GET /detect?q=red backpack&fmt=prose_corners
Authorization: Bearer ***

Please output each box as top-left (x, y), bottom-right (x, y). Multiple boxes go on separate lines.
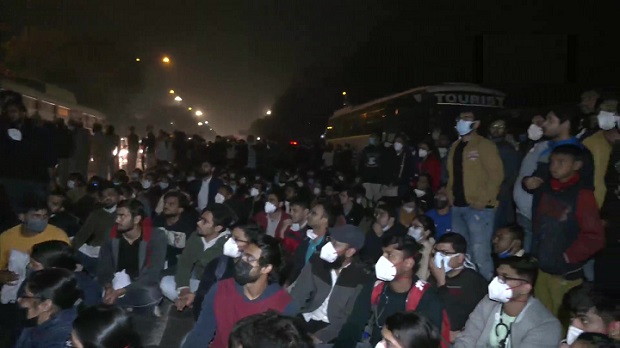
top-left (371, 279), bottom-right (451, 348)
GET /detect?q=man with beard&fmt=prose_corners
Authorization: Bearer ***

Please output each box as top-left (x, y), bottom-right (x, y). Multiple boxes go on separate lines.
top-left (97, 199), bottom-right (167, 312)
top-left (188, 160), bottom-right (223, 212)
top-left (290, 224), bottom-right (372, 345)
top-left (73, 181), bottom-right (121, 274)
top-left (153, 191), bottom-right (197, 270)
top-left (183, 234), bottom-right (297, 348)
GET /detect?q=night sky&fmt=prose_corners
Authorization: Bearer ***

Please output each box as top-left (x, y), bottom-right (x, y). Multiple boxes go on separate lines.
top-left (2, 1), bottom-right (618, 135)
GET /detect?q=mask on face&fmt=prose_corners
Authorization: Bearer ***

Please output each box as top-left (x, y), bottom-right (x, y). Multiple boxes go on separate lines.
top-left (488, 276), bottom-right (513, 303)
top-left (434, 198), bottom-right (449, 210)
top-left (456, 119), bottom-right (475, 136)
top-left (355, 197), bottom-right (363, 205)
top-left (374, 341), bottom-right (386, 348)
top-left (407, 226), bottom-right (424, 241)
top-left (374, 256), bottom-right (397, 281)
top-left (369, 138), bottom-right (377, 145)
top-left (393, 142), bottom-right (403, 152)
top-left (527, 124), bottom-right (544, 141)
top-left (25, 218), bottom-right (48, 233)
top-left (306, 229), bottom-right (318, 240)
top-left (565, 325), bottom-right (584, 345)
top-left (418, 149), bottom-right (428, 158)
top-left (159, 182), bottom-right (169, 190)
top-left (102, 205), bottom-right (117, 214)
top-left (497, 242), bottom-right (515, 259)
top-left (141, 180), bottom-right (152, 189)
top-left (240, 177), bottom-right (247, 185)
top-left (320, 242), bottom-right (338, 263)
top-left (438, 147), bottom-right (448, 158)
top-left (433, 252), bottom-right (459, 273)
top-left (264, 202), bottom-right (277, 214)
top-left (313, 187), bottom-right (321, 196)
top-left (67, 180), bottom-right (76, 189)
top-left (223, 238), bottom-right (241, 258)
top-left (291, 223), bottom-right (300, 232)
top-left (233, 259), bottom-right (259, 286)
top-left (214, 193), bottom-right (226, 204)
top-left (187, 176), bottom-right (196, 182)
top-left (296, 181), bottom-right (304, 188)
top-left (597, 111), bottom-right (620, 131)
top-left (250, 187), bottom-right (260, 197)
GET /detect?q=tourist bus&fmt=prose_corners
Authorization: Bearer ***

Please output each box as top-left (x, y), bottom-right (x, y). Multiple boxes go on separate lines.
top-left (325, 83), bottom-right (506, 150)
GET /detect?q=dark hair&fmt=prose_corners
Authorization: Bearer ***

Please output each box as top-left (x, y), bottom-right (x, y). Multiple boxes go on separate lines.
top-left (233, 224), bottom-right (262, 243)
top-left (229, 311), bottom-right (313, 348)
top-left (268, 186), bottom-right (285, 204)
top-left (384, 311), bottom-right (441, 348)
top-left (551, 144), bottom-right (585, 162)
top-left (24, 268), bottom-right (82, 310)
top-left (163, 191), bottom-right (189, 209)
top-left (376, 201), bottom-right (398, 219)
top-left (220, 185), bottom-right (234, 196)
top-left (548, 104), bottom-right (581, 135)
top-left (204, 203), bottom-right (235, 230)
top-left (68, 173), bottom-right (86, 186)
top-left (73, 305), bottom-right (142, 348)
top-left (564, 283), bottom-right (620, 325)
top-left (117, 199), bottom-right (146, 222)
top-left (313, 199), bottom-right (338, 227)
top-left (436, 232), bottom-right (468, 254)
top-left (498, 255), bottom-right (539, 286)
top-left (382, 235), bottom-right (423, 272)
top-left (289, 198), bottom-right (310, 211)
top-left (572, 332), bottom-right (618, 348)
top-left (98, 181), bottom-right (122, 196)
top-left (31, 241), bottom-right (77, 270)
top-left (255, 234), bottom-right (285, 284)
top-left (415, 215), bottom-right (436, 239)
top-left (502, 224), bottom-right (525, 243)
top-left (22, 196), bottom-right (49, 214)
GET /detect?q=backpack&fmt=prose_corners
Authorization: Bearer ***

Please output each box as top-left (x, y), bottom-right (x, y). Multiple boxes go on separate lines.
top-left (371, 279), bottom-right (451, 348)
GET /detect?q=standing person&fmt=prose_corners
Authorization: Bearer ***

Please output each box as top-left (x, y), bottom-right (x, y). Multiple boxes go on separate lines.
top-left (53, 118), bottom-right (75, 187)
top-left (143, 125), bottom-right (156, 170)
top-left (447, 111), bottom-right (504, 280)
top-left (182, 234), bottom-right (297, 348)
top-left (126, 126), bottom-right (140, 172)
top-left (454, 255), bottom-right (562, 348)
top-left (359, 133), bottom-right (386, 203)
top-left (529, 145), bottom-right (604, 318)
top-left (155, 130), bottom-right (173, 166)
top-left (384, 134), bottom-right (415, 200)
top-left (67, 117), bottom-right (91, 180)
top-left (91, 123), bottom-right (108, 179)
top-left (0, 102), bottom-right (57, 213)
top-left (417, 139), bottom-right (442, 192)
top-left (488, 119), bottom-right (521, 229)
top-left (105, 126), bottom-right (120, 180)
top-left (514, 115), bottom-right (547, 252)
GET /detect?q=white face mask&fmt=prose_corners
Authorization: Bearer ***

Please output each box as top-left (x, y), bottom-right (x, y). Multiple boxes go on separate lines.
top-left (393, 142), bottom-right (403, 152)
top-left (313, 187), bottom-right (321, 196)
top-left (438, 147), bottom-right (448, 158)
top-left (159, 182), bottom-right (169, 190)
top-left (264, 202), bottom-right (277, 214)
top-left (67, 180), bottom-right (76, 189)
top-left (141, 180), bottom-right (152, 189)
top-left (488, 276), bottom-right (513, 303)
top-left (250, 187), bottom-right (260, 197)
top-left (374, 341), bottom-right (386, 348)
top-left (418, 148), bottom-right (428, 158)
top-left (291, 223), bottom-right (300, 232)
top-left (456, 119), bottom-right (475, 136)
top-left (306, 229), bottom-right (318, 240)
top-left (356, 197), bottom-right (363, 205)
top-left (374, 256), bottom-right (397, 281)
top-left (433, 252), bottom-right (460, 273)
top-left (103, 205), bottom-right (117, 214)
top-left (320, 242), bottom-right (338, 263)
top-left (597, 111), bottom-right (620, 131)
top-left (223, 238), bottom-right (240, 258)
top-left (565, 325), bottom-right (584, 345)
top-left (407, 227), bottom-right (424, 241)
top-left (527, 124), bottom-right (544, 141)
top-left (214, 193), bottom-right (225, 204)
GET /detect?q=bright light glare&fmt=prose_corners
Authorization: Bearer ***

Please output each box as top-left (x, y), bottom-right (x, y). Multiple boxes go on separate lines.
top-left (169, 89), bottom-right (175, 94)
top-left (198, 122), bottom-right (203, 126)
top-left (266, 110), bottom-right (272, 115)
top-left (195, 110), bottom-right (203, 116)
top-left (162, 56), bottom-right (170, 63)
top-left (135, 58), bottom-right (141, 62)
top-left (174, 96), bottom-right (182, 101)
top-left (342, 91), bottom-right (347, 96)
top-left (257, 137), bottom-right (261, 141)
top-left (188, 107), bottom-right (192, 111)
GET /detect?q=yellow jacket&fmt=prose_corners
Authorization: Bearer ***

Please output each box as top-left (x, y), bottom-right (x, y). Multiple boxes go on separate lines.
top-left (447, 133), bottom-right (504, 208)
top-left (583, 131), bottom-right (612, 208)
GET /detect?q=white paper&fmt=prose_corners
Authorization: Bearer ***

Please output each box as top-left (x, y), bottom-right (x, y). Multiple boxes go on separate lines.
top-left (414, 189), bottom-right (426, 198)
top-left (112, 269), bottom-right (131, 290)
top-left (78, 243), bottom-right (101, 258)
top-left (1, 250), bottom-right (30, 304)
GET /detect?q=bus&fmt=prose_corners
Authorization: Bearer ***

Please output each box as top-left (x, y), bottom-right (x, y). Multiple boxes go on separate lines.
top-left (0, 78), bottom-right (106, 130)
top-left (325, 83), bottom-right (506, 150)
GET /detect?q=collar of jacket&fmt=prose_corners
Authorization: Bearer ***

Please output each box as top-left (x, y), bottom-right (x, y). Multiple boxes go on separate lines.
top-left (309, 256), bottom-right (370, 287)
top-left (110, 217), bottom-right (154, 242)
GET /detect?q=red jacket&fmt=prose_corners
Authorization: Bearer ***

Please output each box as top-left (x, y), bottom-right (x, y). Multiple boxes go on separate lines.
top-left (253, 211), bottom-right (291, 240)
top-left (419, 154), bottom-right (442, 192)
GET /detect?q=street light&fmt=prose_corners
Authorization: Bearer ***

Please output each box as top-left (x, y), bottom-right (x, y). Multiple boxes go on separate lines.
top-left (266, 110), bottom-right (272, 115)
top-left (169, 89), bottom-right (175, 94)
top-left (188, 107), bottom-right (192, 111)
top-left (197, 122), bottom-right (203, 126)
top-left (195, 110), bottom-right (203, 116)
top-left (135, 58), bottom-right (141, 62)
top-left (174, 96), bottom-right (182, 102)
top-left (342, 91), bottom-right (347, 96)
top-left (204, 121), bottom-right (209, 124)
top-left (162, 56), bottom-right (171, 64)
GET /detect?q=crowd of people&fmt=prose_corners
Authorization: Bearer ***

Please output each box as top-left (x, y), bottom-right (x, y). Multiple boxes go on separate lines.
top-left (0, 89), bottom-right (619, 348)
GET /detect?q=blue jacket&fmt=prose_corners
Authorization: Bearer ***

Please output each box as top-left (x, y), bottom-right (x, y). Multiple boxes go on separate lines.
top-left (15, 307), bottom-right (76, 348)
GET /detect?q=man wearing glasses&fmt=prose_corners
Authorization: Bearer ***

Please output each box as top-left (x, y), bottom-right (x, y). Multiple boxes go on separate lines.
top-left (183, 234), bottom-right (297, 348)
top-left (455, 255), bottom-right (562, 348)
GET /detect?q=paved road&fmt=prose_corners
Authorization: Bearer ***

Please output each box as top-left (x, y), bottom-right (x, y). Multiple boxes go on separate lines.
top-left (134, 301), bottom-right (195, 348)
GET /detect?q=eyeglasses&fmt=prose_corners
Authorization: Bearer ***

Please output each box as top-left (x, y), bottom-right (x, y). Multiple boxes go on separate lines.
top-left (497, 274), bottom-right (529, 284)
top-left (19, 295), bottom-right (41, 300)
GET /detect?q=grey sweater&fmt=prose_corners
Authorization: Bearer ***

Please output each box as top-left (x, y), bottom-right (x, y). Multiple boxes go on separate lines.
top-left (454, 295), bottom-right (562, 348)
top-left (513, 142), bottom-right (547, 220)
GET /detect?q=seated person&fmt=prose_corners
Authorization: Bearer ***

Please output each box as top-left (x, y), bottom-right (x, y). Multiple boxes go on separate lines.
top-left (16, 269), bottom-right (81, 348)
top-left (454, 255), bottom-right (562, 348)
top-left (291, 224), bottom-right (372, 344)
top-left (252, 187), bottom-right (291, 240)
top-left (281, 199), bottom-right (311, 256)
top-left (47, 190), bottom-right (80, 238)
top-left (377, 311), bottom-right (441, 348)
top-left (407, 215), bottom-right (436, 280)
top-left (97, 199), bottom-right (167, 313)
top-left (415, 173), bottom-right (435, 211)
top-left (360, 201), bottom-right (407, 264)
top-left (428, 233), bottom-right (487, 343)
top-left (339, 188), bottom-right (364, 226)
top-left (228, 311), bottom-right (313, 348)
top-left (568, 332), bottom-right (618, 348)
top-left (182, 234), bottom-right (297, 348)
top-left (424, 187), bottom-right (452, 240)
top-left (493, 224), bottom-right (525, 259)
top-left (71, 305), bottom-right (142, 348)
top-left (160, 204), bottom-right (234, 305)
top-left (333, 235), bottom-right (448, 348)
top-left (29, 241), bottom-right (100, 306)
top-left (560, 283), bottom-right (619, 347)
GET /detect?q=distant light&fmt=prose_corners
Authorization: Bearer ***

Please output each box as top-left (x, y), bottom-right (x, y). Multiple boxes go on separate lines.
top-left (174, 96), bottom-right (182, 101)
top-left (170, 122), bottom-right (174, 125)
top-left (266, 110), bottom-right (272, 115)
top-left (169, 89), bottom-right (175, 94)
top-left (290, 140), bottom-right (298, 146)
top-left (204, 121), bottom-right (209, 124)
top-left (342, 91), bottom-right (347, 96)
top-left (188, 107), bottom-right (192, 111)
top-left (209, 128), bottom-right (212, 131)
top-left (320, 134), bottom-right (325, 139)
top-left (135, 58), bottom-right (141, 62)
top-left (326, 126), bottom-right (333, 130)
top-left (162, 56), bottom-right (170, 63)
top-left (257, 137), bottom-right (261, 141)
top-left (198, 122), bottom-right (203, 126)
top-left (195, 110), bottom-right (203, 116)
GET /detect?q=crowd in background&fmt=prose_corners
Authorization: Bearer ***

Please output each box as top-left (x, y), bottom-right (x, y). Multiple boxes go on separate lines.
top-left (0, 88), bottom-right (618, 348)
